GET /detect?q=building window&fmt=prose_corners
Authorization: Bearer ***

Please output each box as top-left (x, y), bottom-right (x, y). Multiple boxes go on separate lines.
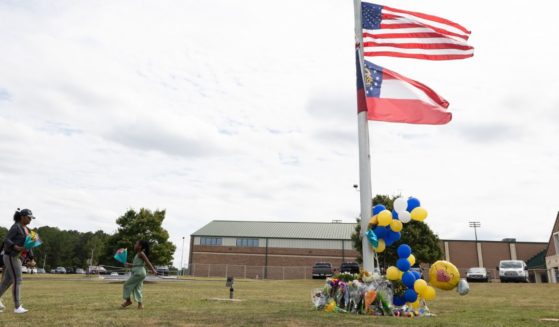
top-left (200, 237), bottom-right (222, 246)
top-left (554, 232), bottom-right (559, 255)
top-left (236, 238), bottom-right (259, 247)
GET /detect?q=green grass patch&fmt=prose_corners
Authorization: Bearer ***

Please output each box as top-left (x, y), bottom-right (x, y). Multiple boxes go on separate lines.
top-left (0, 276), bottom-right (558, 326)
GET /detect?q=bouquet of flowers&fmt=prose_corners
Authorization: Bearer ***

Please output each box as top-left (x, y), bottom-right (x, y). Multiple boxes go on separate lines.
top-left (24, 230), bottom-right (42, 249)
top-left (113, 248), bottom-right (128, 264)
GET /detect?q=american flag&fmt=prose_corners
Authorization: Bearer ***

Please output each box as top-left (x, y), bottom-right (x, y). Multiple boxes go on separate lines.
top-left (361, 2), bottom-right (474, 60)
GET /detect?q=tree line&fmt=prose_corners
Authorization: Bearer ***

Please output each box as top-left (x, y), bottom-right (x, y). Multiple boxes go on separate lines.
top-left (0, 208), bottom-right (176, 272)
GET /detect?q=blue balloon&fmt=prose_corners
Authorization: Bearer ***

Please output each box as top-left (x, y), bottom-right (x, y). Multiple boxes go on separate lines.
top-left (406, 197), bottom-right (421, 212)
top-left (397, 244), bottom-right (412, 258)
top-left (402, 271), bottom-right (416, 289)
top-left (372, 204), bottom-right (386, 216)
top-left (392, 209), bottom-right (399, 219)
top-left (393, 295), bottom-right (406, 306)
top-left (412, 270), bottom-right (421, 280)
top-left (397, 258), bottom-right (411, 272)
top-left (373, 226), bottom-right (388, 239)
top-left (385, 238), bottom-right (395, 247)
top-left (404, 289), bottom-right (418, 303)
top-left (384, 230), bottom-right (400, 246)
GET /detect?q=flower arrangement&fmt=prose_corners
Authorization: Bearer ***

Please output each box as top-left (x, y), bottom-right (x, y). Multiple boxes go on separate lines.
top-left (333, 272), bottom-right (359, 282)
top-left (113, 248), bottom-right (128, 264)
top-left (24, 230), bottom-right (42, 249)
top-left (313, 272), bottom-right (432, 317)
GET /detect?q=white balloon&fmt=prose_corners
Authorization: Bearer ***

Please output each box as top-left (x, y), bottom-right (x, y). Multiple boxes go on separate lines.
top-left (457, 279), bottom-right (469, 296)
top-left (394, 197), bottom-right (408, 212)
top-left (398, 210), bottom-right (411, 223)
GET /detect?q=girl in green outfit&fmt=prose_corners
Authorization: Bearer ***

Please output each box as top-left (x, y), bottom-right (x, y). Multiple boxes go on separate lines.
top-left (121, 240), bottom-right (157, 309)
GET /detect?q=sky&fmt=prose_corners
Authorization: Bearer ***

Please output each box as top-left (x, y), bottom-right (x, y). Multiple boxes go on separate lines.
top-left (1, 0), bottom-right (558, 268)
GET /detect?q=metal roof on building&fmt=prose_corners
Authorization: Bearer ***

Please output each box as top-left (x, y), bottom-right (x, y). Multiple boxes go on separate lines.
top-left (191, 220), bottom-right (357, 240)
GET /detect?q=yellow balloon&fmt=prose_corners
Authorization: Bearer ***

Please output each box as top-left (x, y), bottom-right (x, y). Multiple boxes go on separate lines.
top-left (386, 266), bottom-right (401, 281)
top-left (411, 207), bottom-right (428, 221)
top-left (377, 210), bottom-right (393, 226)
top-left (423, 286), bottom-right (436, 300)
top-left (369, 215), bottom-right (378, 226)
top-left (407, 254), bottom-right (416, 266)
top-left (410, 298), bottom-right (421, 309)
top-left (390, 219), bottom-right (403, 232)
top-left (374, 239), bottom-right (386, 253)
top-left (414, 279), bottom-right (428, 295)
top-left (428, 260), bottom-right (460, 290)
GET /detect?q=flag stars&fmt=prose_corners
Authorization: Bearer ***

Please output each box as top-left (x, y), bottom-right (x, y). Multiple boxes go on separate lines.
top-left (362, 3), bottom-right (383, 29)
top-left (363, 62), bottom-right (383, 98)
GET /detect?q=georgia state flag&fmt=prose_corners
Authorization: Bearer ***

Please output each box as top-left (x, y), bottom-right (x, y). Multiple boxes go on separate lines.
top-left (357, 54), bottom-right (452, 125)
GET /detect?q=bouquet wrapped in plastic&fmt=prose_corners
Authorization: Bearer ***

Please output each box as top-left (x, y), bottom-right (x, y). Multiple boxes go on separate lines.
top-left (24, 230), bottom-right (42, 249)
top-left (113, 248), bottom-right (128, 264)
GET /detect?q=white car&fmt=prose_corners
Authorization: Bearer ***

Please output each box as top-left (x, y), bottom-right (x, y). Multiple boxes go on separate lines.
top-left (110, 272), bottom-right (119, 276)
top-left (466, 267), bottom-right (488, 282)
top-left (498, 260), bottom-right (529, 283)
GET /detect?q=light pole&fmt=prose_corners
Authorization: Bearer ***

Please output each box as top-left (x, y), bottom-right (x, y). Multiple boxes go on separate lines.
top-left (469, 221), bottom-right (481, 266)
top-left (469, 221), bottom-right (480, 242)
top-left (180, 236), bottom-right (185, 276)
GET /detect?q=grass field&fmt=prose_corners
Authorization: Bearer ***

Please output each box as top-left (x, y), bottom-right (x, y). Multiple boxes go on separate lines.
top-left (1, 275), bottom-right (559, 326)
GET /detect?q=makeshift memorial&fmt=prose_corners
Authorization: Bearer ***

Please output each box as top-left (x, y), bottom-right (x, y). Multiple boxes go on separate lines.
top-left (312, 196), bottom-right (467, 318)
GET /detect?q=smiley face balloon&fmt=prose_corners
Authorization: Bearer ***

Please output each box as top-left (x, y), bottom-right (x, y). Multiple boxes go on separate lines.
top-left (428, 260), bottom-right (460, 290)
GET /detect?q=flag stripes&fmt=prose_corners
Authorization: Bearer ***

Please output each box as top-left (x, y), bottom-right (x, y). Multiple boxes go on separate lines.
top-left (362, 2), bottom-right (474, 61)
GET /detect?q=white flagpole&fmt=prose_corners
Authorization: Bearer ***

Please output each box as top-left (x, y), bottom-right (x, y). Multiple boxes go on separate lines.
top-left (353, 0), bottom-right (375, 273)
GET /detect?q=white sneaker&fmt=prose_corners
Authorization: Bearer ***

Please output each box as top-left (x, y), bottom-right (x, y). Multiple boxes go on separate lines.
top-left (0, 299), bottom-right (5, 311)
top-left (14, 306), bottom-right (28, 314)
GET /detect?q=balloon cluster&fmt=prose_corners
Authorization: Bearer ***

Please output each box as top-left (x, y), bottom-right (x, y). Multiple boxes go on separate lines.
top-left (366, 197), bottom-right (428, 253)
top-left (386, 244), bottom-right (437, 307)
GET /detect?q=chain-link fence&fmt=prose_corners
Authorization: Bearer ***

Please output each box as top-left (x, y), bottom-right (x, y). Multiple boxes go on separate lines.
top-left (188, 264), bottom-right (551, 282)
top-left (188, 263), bottom-right (317, 280)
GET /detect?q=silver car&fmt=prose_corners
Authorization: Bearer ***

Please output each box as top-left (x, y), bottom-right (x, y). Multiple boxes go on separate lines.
top-left (466, 267), bottom-right (488, 282)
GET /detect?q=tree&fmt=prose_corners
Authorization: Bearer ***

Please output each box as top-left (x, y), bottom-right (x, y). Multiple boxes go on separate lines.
top-left (105, 208), bottom-right (176, 266)
top-left (82, 231), bottom-right (110, 266)
top-left (351, 194), bottom-right (442, 268)
top-left (0, 226), bottom-right (7, 243)
top-left (6, 225), bottom-right (111, 271)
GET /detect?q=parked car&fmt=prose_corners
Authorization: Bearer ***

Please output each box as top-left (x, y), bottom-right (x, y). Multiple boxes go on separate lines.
top-left (36, 268), bottom-right (46, 274)
top-left (88, 265), bottom-right (107, 274)
top-left (110, 272), bottom-right (119, 276)
top-left (340, 262), bottom-right (360, 274)
top-left (75, 268), bottom-right (86, 274)
top-left (497, 260), bottom-right (528, 283)
top-left (21, 266), bottom-right (29, 274)
top-left (55, 267), bottom-right (67, 274)
top-left (156, 266), bottom-right (170, 276)
top-left (50, 269), bottom-right (56, 274)
top-left (65, 267), bottom-right (75, 274)
top-left (312, 262), bottom-right (333, 279)
top-left (466, 267), bottom-right (489, 282)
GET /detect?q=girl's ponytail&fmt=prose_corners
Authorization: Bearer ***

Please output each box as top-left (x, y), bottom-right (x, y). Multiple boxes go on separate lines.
top-left (13, 208), bottom-right (22, 222)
